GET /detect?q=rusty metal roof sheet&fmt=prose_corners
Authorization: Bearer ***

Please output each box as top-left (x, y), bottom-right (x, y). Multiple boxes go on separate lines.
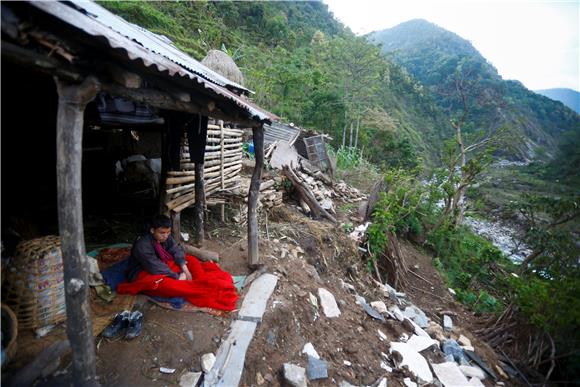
top-left (28, 1), bottom-right (274, 123)
top-left (263, 122), bottom-right (302, 146)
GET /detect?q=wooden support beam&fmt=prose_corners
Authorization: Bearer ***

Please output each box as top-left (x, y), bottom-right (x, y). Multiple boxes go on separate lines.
top-left (55, 76), bottom-right (100, 387)
top-left (171, 211), bottom-right (181, 243)
top-left (194, 162), bottom-right (205, 246)
top-left (247, 125), bottom-right (264, 267)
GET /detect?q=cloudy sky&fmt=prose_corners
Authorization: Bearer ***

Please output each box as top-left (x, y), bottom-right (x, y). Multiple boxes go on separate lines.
top-left (324, 0), bottom-right (579, 91)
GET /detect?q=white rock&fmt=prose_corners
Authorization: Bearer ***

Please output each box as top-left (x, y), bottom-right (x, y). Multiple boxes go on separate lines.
top-left (283, 363), bottom-right (307, 387)
top-left (201, 353), bottom-right (216, 373)
top-left (179, 371), bottom-right (202, 387)
top-left (460, 365), bottom-right (486, 380)
top-left (403, 377), bottom-right (417, 387)
top-left (308, 292), bottom-right (318, 308)
top-left (448, 288), bottom-right (457, 296)
top-left (378, 329), bottom-right (388, 341)
top-left (318, 288), bottom-right (341, 318)
top-left (302, 342), bottom-right (320, 359)
top-left (389, 305), bottom-right (405, 321)
top-left (431, 362), bottom-right (470, 387)
top-left (406, 335), bottom-right (439, 352)
top-left (389, 342), bottom-right (433, 383)
top-left (160, 367), bottom-right (176, 374)
top-left (343, 360), bottom-right (352, 366)
top-left (403, 317), bottom-right (431, 338)
top-left (467, 377), bottom-right (485, 386)
top-left (339, 381), bottom-right (357, 387)
top-left (399, 333), bottom-right (409, 342)
top-left (461, 345), bottom-right (475, 352)
top-left (377, 377), bottom-right (388, 387)
top-left (370, 301), bottom-right (388, 314)
top-left (458, 334), bottom-right (472, 347)
top-left (380, 361), bottom-right (392, 372)
top-left (443, 315), bottom-right (453, 331)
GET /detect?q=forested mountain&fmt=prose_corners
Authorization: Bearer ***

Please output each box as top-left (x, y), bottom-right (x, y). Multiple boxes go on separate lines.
top-left (101, 1), bottom-right (451, 168)
top-left (368, 19), bottom-right (580, 161)
top-left (535, 88), bottom-right (580, 113)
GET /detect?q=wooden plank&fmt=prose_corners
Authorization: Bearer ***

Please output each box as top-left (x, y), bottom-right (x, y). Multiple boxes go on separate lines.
top-left (237, 273), bottom-right (278, 323)
top-left (202, 320), bottom-right (258, 387)
top-left (247, 125), bottom-right (264, 266)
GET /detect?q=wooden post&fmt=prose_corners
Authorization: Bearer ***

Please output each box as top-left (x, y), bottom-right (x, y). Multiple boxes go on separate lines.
top-left (171, 211), bottom-right (181, 242)
top-left (55, 76), bottom-right (100, 387)
top-left (194, 161), bottom-right (205, 246)
top-left (247, 125), bottom-right (264, 267)
top-left (219, 120), bottom-right (226, 222)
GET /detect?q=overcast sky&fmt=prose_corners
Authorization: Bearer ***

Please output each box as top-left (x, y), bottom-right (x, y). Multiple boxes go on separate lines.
top-left (324, 0), bottom-right (579, 91)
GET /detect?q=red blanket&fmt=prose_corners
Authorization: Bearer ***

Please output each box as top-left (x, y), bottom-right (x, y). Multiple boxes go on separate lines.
top-left (117, 255), bottom-right (238, 311)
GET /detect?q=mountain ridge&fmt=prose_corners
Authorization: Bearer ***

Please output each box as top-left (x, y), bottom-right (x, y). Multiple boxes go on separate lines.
top-left (535, 88), bottom-right (580, 114)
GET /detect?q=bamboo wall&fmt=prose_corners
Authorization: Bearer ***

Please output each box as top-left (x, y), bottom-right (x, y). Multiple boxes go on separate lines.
top-left (164, 122), bottom-right (244, 212)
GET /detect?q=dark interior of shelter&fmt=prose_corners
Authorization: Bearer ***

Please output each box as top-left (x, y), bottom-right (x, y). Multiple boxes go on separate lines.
top-left (1, 63), bottom-right (171, 255)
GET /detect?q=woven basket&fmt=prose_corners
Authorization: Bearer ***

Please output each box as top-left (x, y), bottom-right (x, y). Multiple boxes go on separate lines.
top-left (2, 236), bottom-right (66, 330)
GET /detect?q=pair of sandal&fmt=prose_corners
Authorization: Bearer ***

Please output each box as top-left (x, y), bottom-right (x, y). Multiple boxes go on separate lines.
top-left (102, 310), bottom-right (143, 339)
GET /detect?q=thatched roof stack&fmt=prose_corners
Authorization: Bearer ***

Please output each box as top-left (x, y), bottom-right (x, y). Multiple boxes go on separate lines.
top-left (201, 49), bottom-right (244, 86)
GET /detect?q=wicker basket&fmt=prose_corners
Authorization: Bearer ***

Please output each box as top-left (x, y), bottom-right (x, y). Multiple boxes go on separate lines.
top-left (2, 236), bottom-right (66, 330)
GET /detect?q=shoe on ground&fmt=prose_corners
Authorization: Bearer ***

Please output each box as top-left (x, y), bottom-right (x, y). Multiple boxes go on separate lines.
top-left (125, 310), bottom-right (143, 340)
top-left (102, 310), bottom-right (130, 338)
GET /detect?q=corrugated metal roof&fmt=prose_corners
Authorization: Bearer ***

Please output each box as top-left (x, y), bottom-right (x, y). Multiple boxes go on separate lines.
top-left (264, 122), bottom-right (301, 146)
top-left (27, 1), bottom-right (274, 124)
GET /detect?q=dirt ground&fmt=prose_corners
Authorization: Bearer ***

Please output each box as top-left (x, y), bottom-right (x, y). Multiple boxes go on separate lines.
top-left (8, 196), bottom-right (506, 387)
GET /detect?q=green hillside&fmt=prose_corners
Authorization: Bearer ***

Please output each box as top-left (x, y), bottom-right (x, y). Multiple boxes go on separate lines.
top-left (100, 1), bottom-right (451, 169)
top-left (368, 19), bottom-right (580, 161)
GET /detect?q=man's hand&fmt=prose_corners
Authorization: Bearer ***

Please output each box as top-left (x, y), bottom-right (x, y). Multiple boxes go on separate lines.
top-left (178, 272), bottom-right (187, 281)
top-left (181, 265), bottom-right (192, 281)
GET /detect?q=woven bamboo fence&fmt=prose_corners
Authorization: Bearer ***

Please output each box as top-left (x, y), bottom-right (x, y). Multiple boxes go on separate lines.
top-left (164, 121), bottom-right (244, 213)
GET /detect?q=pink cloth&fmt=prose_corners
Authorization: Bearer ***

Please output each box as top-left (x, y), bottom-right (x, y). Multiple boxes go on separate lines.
top-left (153, 240), bottom-right (174, 264)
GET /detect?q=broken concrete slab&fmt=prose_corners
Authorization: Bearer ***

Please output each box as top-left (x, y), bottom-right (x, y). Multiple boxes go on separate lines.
top-left (403, 377), bottom-right (417, 387)
top-left (431, 362), bottom-right (470, 387)
top-left (270, 142), bottom-right (299, 170)
top-left (389, 342), bottom-right (433, 383)
top-left (458, 334), bottom-right (472, 347)
top-left (465, 349), bottom-right (498, 380)
top-left (283, 363), bottom-right (307, 387)
top-left (238, 273), bottom-right (278, 323)
top-left (460, 365), bottom-right (486, 380)
top-left (467, 377), bottom-right (485, 386)
top-left (370, 300), bottom-right (388, 314)
top-left (426, 321), bottom-right (446, 342)
top-left (383, 282), bottom-right (398, 298)
top-left (443, 315), bottom-right (453, 331)
top-left (307, 355), bottom-right (328, 380)
top-left (318, 288), bottom-right (341, 318)
top-left (402, 318), bottom-right (431, 338)
top-left (389, 305), bottom-right (405, 321)
top-left (179, 371), bottom-right (202, 387)
top-left (406, 335), bottom-right (439, 353)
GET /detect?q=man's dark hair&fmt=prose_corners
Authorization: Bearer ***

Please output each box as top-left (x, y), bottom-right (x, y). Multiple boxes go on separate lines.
top-left (150, 214), bottom-right (171, 229)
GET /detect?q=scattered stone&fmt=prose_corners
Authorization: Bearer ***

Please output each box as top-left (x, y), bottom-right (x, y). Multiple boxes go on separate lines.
top-left (431, 362), bottom-right (470, 387)
top-left (448, 288), bottom-right (456, 296)
top-left (357, 296), bottom-right (385, 322)
top-left (389, 305), bottom-right (405, 321)
top-left (343, 360), bottom-right (352, 366)
top-left (308, 292), bottom-right (318, 308)
top-left (403, 377), bottom-right (417, 387)
top-left (406, 335), bottom-right (439, 352)
top-left (186, 330), bottom-right (194, 342)
top-left (370, 301), bottom-right (388, 314)
top-left (380, 361), bottom-right (392, 372)
top-left (426, 321), bottom-right (447, 342)
top-left (404, 306), bottom-right (429, 328)
top-left (264, 373), bottom-right (274, 383)
top-left (318, 288), bottom-right (341, 318)
top-left (461, 345), bottom-right (475, 352)
top-left (465, 350), bottom-right (498, 379)
top-left (200, 353), bottom-right (216, 373)
top-left (179, 371), bottom-right (202, 387)
top-left (458, 334), bottom-right (472, 347)
top-left (467, 377), bottom-right (485, 386)
top-left (339, 381), bottom-right (357, 387)
top-left (378, 329), bottom-right (388, 341)
top-left (399, 333), bottom-right (409, 342)
top-left (307, 355), bottom-right (328, 380)
top-left (443, 315), bottom-right (453, 331)
top-left (266, 329), bottom-right (278, 346)
top-left (403, 318), bottom-right (431, 338)
top-left (256, 372), bottom-right (265, 385)
top-left (389, 342), bottom-right (433, 383)
top-left (383, 282), bottom-right (398, 298)
top-left (460, 365), bottom-right (486, 380)
top-left (442, 340), bottom-right (468, 365)
top-left (341, 280), bottom-right (355, 292)
top-left (302, 342), bottom-right (320, 359)
top-left (395, 292), bottom-right (406, 298)
top-left (160, 367), bottom-right (176, 374)
top-left (283, 363), bottom-right (307, 387)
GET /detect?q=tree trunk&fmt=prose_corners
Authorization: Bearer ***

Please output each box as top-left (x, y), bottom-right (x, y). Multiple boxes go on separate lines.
top-left (354, 113), bottom-right (360, 149)
top-left (248, 125), bottom-right (264, 267)
top-left (342, 113), bottom-right (348, 148)
top-left (194, 162), bottom-right (205, 246)
top-left (54, 76), bottom-right (100, 387)
top-left (349, 121), bottom-right (354, 148)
